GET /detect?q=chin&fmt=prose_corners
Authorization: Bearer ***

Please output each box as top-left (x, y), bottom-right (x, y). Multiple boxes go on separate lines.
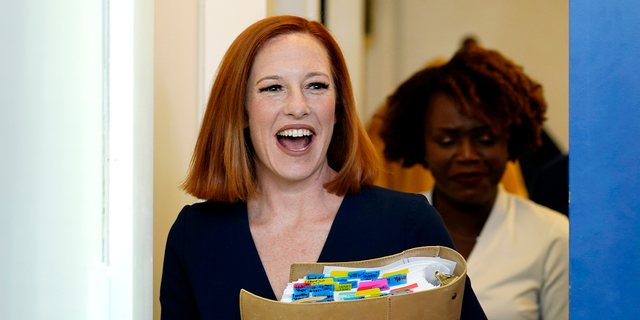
top-left (452, 188), bottom-right (495, 206)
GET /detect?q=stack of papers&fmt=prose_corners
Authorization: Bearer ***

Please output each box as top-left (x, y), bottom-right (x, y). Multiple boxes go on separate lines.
top-left (280, 256), bottom-right (456, 303)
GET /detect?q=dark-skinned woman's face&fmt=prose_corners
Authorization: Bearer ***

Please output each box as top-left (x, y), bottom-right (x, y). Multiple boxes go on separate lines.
top-left (424, 92), bottom-right (509, 206)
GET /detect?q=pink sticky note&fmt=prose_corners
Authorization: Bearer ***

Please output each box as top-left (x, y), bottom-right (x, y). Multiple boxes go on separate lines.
top-left (357, 279), bottom-right (389, 291)
top-left (294, 283), bottom-right (309, 289)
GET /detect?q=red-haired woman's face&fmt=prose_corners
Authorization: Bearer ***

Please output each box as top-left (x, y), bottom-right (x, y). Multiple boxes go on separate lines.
top-left (424, 92), bottom-right (509, 206)
top-left (246, 33), bottom-right (337, 185)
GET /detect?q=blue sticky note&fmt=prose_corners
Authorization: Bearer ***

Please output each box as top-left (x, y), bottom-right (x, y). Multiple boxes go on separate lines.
top-left (294, 287), bottom-right (311, 294)
top-left (332, 276), bottom-right (349, 283)
top-left (292, 292), bottom-right (310, 301)
top-left (312, 290), bottom-right (334, 302)
top-left (361, 270), bottom-right (380, 280)
top-left (310, 284), bottom-right (334, 293)
top-left (341, 280), bottom-right (358, 289)
top-left (385, 274), bottom-right (408, 287)
top-left (347, 270), bottom-right (366, 279)
top-left (391, 289), bottom-right (412, 295)
top-left (306, 274), bottom-right (325, 280)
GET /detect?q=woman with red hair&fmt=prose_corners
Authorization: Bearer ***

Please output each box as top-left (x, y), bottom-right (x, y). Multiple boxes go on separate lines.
top-left (160, 16), bottom-right (486, 319)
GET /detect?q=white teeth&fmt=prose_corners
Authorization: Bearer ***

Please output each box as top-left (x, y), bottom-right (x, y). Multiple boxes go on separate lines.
top-left (276, 129), bottom-right (313, 137)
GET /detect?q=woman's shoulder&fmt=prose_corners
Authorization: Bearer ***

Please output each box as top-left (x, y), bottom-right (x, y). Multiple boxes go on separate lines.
top-left (347, 186), bottom-right (436, 219)
top-left (356, 185), bottom-right (430, 204)
top-left (180, 200), bottom-right (246, 217)
top-left (170, 200), bottom-right (248, 235)
top-left (504, 191), bottom-right (569, 235)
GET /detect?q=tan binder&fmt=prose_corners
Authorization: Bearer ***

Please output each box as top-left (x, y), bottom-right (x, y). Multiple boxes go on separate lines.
top-left (240, 246), bottom-right (466, 320)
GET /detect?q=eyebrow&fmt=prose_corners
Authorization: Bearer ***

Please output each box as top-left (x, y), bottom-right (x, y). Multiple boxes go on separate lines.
top-left (254, 75), bottom-right (282, 86)
top-left (306, 72), bottom-right (330, 79)
top-left (254, 72), bottom-right (330, 86)
top-left (433, 125), bottom-right (493, 133)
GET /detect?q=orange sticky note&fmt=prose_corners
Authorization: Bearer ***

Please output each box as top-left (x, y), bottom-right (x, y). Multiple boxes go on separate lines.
top-left (390, 283), bottom-right (418, 293)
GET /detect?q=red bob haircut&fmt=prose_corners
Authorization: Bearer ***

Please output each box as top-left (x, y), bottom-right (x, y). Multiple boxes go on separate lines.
top-left (182, 15), bottom-right (379, 202)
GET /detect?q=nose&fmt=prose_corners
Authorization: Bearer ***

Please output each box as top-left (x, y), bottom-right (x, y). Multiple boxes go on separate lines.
top-left (284, 88), bottom-right (310, 118)
top-left (456, 139), bottom-right (481, 162)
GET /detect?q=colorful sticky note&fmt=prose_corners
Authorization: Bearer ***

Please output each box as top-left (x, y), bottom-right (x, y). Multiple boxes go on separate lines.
top-left (294, 283), bottom-right (310, 289)
top-left (391, 289), bottom-right (413, 295)
top-left (334, 283), bottom-right (352, 291)
top-left (306, 274), bottom-right (325, 280)
top-left (358, 279), bottom-right (389, 291)
top-left (305, 278), bottom-right (335, 285)
top-left (294, 287), bottom-right (311, 294)
top-left (347, 270), bottom-right (366, 279)
top-left (309, 284), bottom-right (335, 293)
top-left (382, 269), bottom-right (409, 279)
top-left (338, 292), bottom-right (356, 300)
top-left (329, 270), bottom-right (349, 278)
top-left (340, 280), bottom-right (358, 289)
top-left (390, 283), bottom-right (418, 293)
top-left (355, 288), bottom-right (381, 298)
top-left (360, 270), bottom-right (380, 280)
top-left (312, 290), bottom-right (334, 302)
top-left (292, 292), bottom-right (310, 301)
top-left (385, 274), bottom-right (408, 287)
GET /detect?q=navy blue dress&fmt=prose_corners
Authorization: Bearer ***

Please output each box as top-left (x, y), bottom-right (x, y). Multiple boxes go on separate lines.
top-left (160, 186), bottom-right (487, 319)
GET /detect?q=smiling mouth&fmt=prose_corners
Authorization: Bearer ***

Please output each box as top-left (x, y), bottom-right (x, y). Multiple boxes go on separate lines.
top-left (276, 129), bottom-right (313, 151)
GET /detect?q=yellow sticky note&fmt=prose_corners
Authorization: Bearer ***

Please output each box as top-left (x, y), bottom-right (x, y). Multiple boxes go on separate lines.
top-left (382, 269), bottom-right (409, 279)
top-left (304, 278), bottom-right (335, 285)
top-left (355, 288), bottom-right (381, 297)
top-left (335, 283), bottom-right (352, 291)
top-left (330, 270), bottom-right (349, 278)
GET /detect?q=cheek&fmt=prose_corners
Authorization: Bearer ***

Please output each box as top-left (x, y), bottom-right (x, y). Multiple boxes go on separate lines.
top-left (483, 145), bottom-right (510, 175)
top-left (424, 144), bottom-right (452, 171)
top-left (316, 97), bottom-right (336, 124)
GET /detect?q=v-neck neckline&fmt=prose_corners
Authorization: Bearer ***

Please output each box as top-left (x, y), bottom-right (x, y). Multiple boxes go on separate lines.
top-left (242, 192), bottom-right (350, 300)
top-left (423, 186), bottom-right (506, 264)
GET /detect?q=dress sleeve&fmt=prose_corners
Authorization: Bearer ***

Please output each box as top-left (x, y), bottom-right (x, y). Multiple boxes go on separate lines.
top-left (406, 194), bottom-right (488, 320)
top-left (160, 206), bottom-right (200, 319)
top-left (540, 216), bottom-right (570, 320)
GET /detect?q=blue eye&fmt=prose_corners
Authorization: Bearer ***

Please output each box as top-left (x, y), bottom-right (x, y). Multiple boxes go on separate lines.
top-left (308, 82), bottom-right (329, 90)
top-left (259, 84), bottom-right (282, 92)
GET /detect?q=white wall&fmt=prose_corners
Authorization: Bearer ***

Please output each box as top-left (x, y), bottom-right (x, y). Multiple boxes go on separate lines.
top-left (0, 2), bottom-right (103, 318)
top-left (365, 0), bottom-right (569, 152)
top-left (325, 0), bottom-right (367, 118)
top-left (0, 1), bottom-right (154, 319)
top-left (268, 0), bottom-right (321, 21)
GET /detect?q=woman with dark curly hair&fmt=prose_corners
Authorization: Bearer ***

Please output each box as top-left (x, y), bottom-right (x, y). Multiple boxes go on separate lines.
top-left (381, 39), bottom-right (568, 320)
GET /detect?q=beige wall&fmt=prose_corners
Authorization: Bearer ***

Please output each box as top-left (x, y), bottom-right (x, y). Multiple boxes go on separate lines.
top-left (153, 2), bottom-right (569, 318)
top-left (365, 0), bottom-right (569, 152)
top-left (153, 1), bottom-right (200, 318)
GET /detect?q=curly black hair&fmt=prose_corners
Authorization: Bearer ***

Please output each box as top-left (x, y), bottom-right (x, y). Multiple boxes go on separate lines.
top-left (380, 38), bottom-right (547, 168)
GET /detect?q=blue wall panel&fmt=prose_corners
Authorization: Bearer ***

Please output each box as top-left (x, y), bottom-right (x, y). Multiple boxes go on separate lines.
top-left (570, 0), bottom-right (640, 318)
